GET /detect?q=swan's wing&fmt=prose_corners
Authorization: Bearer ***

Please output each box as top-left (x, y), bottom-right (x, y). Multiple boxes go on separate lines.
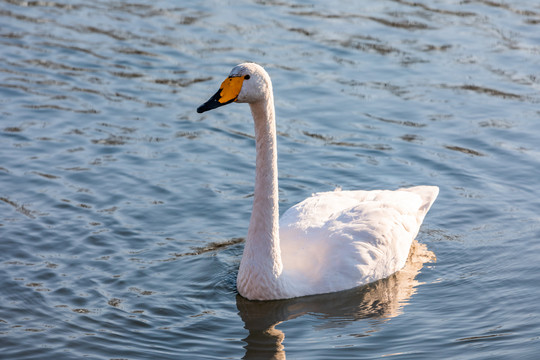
top-left (279, 186), bottom-right (438, 294)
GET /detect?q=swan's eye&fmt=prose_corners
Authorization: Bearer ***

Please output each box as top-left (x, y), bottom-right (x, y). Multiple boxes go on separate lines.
top-left (244, 75), bottom-right (250, 80)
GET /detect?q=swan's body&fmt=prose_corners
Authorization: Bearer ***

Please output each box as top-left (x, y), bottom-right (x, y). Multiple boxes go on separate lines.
top-left (197, 63), bottom-right (438, 300)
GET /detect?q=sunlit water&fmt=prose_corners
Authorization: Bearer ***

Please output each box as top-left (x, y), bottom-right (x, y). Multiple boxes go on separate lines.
top-left (1, 0), bottom-right (540, 359)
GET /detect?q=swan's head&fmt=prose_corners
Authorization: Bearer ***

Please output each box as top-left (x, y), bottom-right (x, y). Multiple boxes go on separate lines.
top-left (197, 63), bottom-right (272, 113)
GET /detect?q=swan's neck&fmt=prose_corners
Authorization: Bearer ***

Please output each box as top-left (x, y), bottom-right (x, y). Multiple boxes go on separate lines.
top-left (248, 98), bottom-right (280, 255)
top-left (237, 94), bottom-right (285, 300)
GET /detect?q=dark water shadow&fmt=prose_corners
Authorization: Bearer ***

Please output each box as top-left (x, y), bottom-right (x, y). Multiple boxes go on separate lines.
top-left (236, 241), bottom-right (435, 359)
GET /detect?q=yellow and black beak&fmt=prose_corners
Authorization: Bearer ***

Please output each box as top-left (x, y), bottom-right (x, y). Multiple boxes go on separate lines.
top-left (197, 76), bottom-right (245, 113)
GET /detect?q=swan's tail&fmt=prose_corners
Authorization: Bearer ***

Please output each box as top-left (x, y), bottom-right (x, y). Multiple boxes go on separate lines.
top-left (399, 185), bottom-right (439, 223)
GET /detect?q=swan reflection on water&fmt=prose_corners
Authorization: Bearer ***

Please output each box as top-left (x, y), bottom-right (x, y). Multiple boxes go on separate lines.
top-left (236, 241), bottom-right (435, 359)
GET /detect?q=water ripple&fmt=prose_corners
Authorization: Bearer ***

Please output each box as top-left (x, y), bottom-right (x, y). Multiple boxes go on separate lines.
top-left (1, 0), bottom-right (540, 358)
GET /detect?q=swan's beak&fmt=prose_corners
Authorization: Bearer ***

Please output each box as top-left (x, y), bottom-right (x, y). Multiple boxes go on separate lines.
top-left (197, 76), bottom-right (245, 113)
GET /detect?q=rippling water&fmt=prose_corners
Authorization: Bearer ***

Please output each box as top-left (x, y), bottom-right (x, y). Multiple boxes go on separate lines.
top-left (1, 0), bottom-right (540, 359)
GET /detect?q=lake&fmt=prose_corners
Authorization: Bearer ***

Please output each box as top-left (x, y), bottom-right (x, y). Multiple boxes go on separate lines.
top-left (1, 0), bottom-right (540, 359)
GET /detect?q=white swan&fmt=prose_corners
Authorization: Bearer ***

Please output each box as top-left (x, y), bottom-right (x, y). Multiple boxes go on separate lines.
top-left (197, 63), bottom-right (438, 301)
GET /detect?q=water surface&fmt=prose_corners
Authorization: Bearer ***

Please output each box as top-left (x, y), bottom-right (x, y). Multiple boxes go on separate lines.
top-left (1, 0), bottom-right (540, 359)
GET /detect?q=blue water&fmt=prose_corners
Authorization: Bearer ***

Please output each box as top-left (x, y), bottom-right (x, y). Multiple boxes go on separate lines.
top-left (1, 0), bottom-right (540, 359)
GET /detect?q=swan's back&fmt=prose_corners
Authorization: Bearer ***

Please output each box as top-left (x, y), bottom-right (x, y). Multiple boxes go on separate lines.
top-left (279, 186), bottom-right (438, 297)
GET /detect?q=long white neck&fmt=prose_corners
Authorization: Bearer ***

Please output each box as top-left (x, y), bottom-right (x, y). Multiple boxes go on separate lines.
top-left (237, 91), bottom-right (285, 300)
